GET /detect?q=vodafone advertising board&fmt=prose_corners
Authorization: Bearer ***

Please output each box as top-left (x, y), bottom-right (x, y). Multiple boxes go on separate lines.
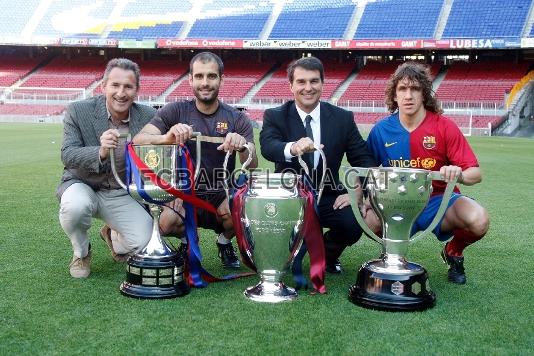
top-left (157, 39), bottom-right (243, 48)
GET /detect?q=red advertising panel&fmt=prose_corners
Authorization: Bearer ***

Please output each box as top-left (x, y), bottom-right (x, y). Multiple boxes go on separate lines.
top-left (157, 38), bottom-right (243, 49)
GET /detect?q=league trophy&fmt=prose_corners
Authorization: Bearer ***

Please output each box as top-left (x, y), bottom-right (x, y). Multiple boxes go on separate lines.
top-left (343, 166), bottom-right (456, 311)
top-left (229, 145), bottom-right (326, 303)
top-left (110, 134), bottom-right (203, 299)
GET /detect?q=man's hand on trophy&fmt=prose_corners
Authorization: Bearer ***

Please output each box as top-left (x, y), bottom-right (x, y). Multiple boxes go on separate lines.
top-left (218, 132), bottom-right (246, 152)
top-left (289, 137), bottom-right (323, 156)
top-left (439, 165), bottom-right (462, 183)
top-left (99, 129), bottom-right (120, 160)
top-left (333, 193), bottom-right (351, 210)
top-left (361, 200), bottom-right (382, 234)
top-left (166, 123), bottom-right (193, 145)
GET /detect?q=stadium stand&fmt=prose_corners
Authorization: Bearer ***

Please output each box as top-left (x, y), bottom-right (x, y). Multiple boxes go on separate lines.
top-left (436, 60), bottom-right (531, 103)
top-left (135, 59), bottom-right (188, 98)
top-left (270, 0), bottom-right (355, 39)
top-left (442, 0), bottom-right (531, 38)
top-left (0, 103), bottom-right (65, 115)
top-left (18, 57), bottom-right (106, 98)
top-left (189, 0), bottom-right (273, 39)
top-left (32, 0), bottom-right (115, 37)
top-left (166, 58), bottom-right (272, 102)
top-left (0, 0), bottom-right (40, 36)
top-left (355, 0), bottom-right (443, 39)
top-left (108, 23), bottom-right (184, 40)
top-left (0, 55), bottom-right (43, 87)
top-left (120, 0), bottom-right (193, 16)
top-left (253, 58), bottom-right (355, 103)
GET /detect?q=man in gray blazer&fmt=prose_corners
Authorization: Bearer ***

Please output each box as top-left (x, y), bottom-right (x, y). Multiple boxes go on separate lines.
top-left (57, 58), bottom-right (155, 278)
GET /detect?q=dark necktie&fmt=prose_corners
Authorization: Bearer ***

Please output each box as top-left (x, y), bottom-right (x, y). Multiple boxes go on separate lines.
top-left (304, 115), bottom-right (314, 172)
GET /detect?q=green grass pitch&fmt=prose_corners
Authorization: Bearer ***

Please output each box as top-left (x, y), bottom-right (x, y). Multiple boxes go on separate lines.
top-left (0, 123), bottom-right (533, 354)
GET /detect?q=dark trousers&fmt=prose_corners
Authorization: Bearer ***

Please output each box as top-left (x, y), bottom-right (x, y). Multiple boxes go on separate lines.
top-left (317, 192), bottom-right (364, 261)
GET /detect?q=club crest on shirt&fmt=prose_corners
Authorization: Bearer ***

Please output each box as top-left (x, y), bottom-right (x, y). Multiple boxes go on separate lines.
top-left (423, 136), bottom-right (436, 149)
top-left (216, 121), bottom-right (228, 135)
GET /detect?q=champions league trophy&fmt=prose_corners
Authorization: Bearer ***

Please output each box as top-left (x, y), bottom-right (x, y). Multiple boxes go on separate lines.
top-left (343, 166), bottom-right (456, 311)
top-left (110, 134), bottom-right (203, 299)
top-left (229, 145), bottom-right (326, 303)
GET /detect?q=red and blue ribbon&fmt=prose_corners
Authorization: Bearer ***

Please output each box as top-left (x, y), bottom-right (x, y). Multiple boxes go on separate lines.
top-left (125, 143), bottom-right (254, 287)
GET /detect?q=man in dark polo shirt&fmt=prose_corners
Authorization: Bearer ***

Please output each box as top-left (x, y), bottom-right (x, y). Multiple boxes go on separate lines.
top-left (134, 52), bottom-right (258, 268)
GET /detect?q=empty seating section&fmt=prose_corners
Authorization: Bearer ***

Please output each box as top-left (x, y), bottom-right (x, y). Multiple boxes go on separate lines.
top-left (0, 104), bottom-right (65, 115)
top-left (120, 0), bottom-right (193, 16)
top-left (137, 59), bottom-right (188, 97)
top-left (19, 57), bottom-right (106, 96)
top-left (189, 13), bottom-right (270, 39)
top-left (339, 61), bottom-right (442, 105)
top-left (33, 0), bottom-right (115, 37)
top-left (167, 59), bottom-right (271, 101)
top-left (0, 0), bottom-right (40, 36)
top-left (446, 114), bottom-right (504, 128)
top-left (253, 59), bottom-right (354, 102)
top-left (0, 56), bottom-right (43, 86)
top-left (436, 61), bottom-right (530, 103)
top-left (355, 0), bottom-right (442, 39)
top-left (443, 0), bottom-right (531, 38)
top-left (270, 2), bottom-right (355, 39)
top-left (108, 22), bottom-right (184, 40)
top-left (189, 0), bottom-right (273, 39)
top-left (353, 112), bottom-right (386, 124)
top-left (244, 109), bottom-right (264, 122)
top-left (339, 61), bottom-right (399, 104)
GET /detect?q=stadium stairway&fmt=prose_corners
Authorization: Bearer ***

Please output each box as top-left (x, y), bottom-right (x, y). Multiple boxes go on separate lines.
top-left (158, 74), bottom-right (189, 102)
top-left (239, 63), bottom-right (281, 105)
top-left (434, 0), bottom-right (454, 39)
top-left (522, 0), bottom-right (534, 37)
top-left (331, 70), bottom-right (359, 104)
top-left (432, 66), bottom-right (448, 92)
top-left (258, 0), bottom-right (284, 40)
top-left (343, 2), bottom-right (365, 39)
top-left (6, 55), bottom-right (56, 91)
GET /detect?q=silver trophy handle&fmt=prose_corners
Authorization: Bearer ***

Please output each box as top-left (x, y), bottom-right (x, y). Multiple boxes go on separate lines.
top-left (190, 131), bottom-right (201, 181)
top-left (110, 132), bottom-right (130, 190)
top-left (409, 172), bottom-right (457, 243)
top-left (223, 143), bottom-right (253, 201)
top-left (343, 166), bottom-right (382, 244)
top-left (296, 144), bottom-right (326, 204)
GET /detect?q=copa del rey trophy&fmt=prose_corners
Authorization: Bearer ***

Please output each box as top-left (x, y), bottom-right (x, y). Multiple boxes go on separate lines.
top-left (228, 145), bottom-right (326, 303)
top-left (110, 134), bottom-right (204, 299)
top-left (343, 167), bottom-right (456, 311)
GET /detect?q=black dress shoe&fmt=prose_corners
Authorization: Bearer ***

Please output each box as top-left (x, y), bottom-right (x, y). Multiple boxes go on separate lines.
top-left (217, 242), bottom-right (240, 269)
top-left (326, 258), bottom-right (342, 274)
top-left (441, 246), bottom-right (466, 285)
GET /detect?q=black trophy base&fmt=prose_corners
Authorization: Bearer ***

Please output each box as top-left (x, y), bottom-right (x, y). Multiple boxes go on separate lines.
top-left (348, 260), bottom-right (436, 312)
top-left (119, 253), bottom-right (190, 299)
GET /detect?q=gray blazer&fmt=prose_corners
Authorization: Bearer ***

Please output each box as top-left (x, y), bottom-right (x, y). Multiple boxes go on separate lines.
top-left (57, 95), bottom-right (156, 199)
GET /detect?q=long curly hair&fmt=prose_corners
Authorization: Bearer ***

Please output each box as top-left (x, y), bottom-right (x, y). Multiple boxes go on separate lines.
top-left (384, 62), bottom-right (442, 114)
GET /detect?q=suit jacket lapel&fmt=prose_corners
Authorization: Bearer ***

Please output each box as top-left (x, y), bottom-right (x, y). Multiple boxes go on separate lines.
top-left (92, 95), bottom-right (109, 138)
top-left (129, 103), bottom-right (143, 135)
top-left (289, 102), bottom-right (306, 137)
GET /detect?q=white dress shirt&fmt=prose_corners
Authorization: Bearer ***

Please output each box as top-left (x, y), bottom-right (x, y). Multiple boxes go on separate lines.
top-left (284, 104), bottom-right (321, 168)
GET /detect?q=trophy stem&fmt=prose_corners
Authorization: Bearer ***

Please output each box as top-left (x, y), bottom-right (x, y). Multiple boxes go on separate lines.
top-left (244, 272), bottom-right (297, 303)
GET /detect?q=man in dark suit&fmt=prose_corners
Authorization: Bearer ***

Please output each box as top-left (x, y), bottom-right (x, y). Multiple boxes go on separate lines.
top-left (57, 58), bottom-right (155, 278)
top-left (260, 56), bottom-right (376, 273)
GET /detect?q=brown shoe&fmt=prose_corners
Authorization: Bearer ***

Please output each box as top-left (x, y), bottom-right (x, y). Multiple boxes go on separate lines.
top-left (100, 225), bottom-right (129, 263)
top-left (70, 250), bottom-right (92, 278)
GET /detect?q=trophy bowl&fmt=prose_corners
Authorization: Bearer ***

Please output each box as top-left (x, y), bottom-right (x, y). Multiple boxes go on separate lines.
top-left (239, 173), bottom-right (305, 303)
top-left (343, 166), bottom-right (456, 311)
top-left (111, 143), bottom-right (193, 299)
